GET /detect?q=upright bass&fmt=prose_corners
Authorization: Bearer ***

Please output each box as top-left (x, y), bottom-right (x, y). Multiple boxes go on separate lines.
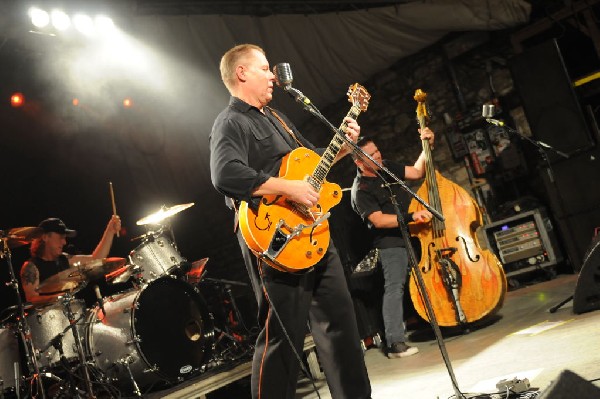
top-left (408, 89), bottom-right (507, 327)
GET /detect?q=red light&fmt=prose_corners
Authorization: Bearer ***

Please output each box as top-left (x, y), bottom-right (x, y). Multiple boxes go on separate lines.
top-left (123, 98), bottom-right (133, 108)
top-left (11, 92), bottom-right (24, 107)
top-left (72, 98), bottom-right (79, 106)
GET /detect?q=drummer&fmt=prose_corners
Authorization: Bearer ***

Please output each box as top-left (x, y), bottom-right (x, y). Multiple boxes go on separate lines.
top-left (20, 216), bottom-right (121, 306)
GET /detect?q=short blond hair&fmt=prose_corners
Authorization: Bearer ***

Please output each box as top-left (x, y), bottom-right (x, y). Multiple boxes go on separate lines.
top-left (220, 44), bottom-right (265, 94)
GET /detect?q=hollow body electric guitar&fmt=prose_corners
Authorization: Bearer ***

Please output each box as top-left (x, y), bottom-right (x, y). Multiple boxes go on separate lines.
top-left (239, 84), bottom-right (370, 272)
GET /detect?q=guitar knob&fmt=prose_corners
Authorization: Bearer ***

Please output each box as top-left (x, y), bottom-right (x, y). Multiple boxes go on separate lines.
top-left (317, 248), bottom-right (324, 255)
top-left (306, 251), bottom-right (312, 258)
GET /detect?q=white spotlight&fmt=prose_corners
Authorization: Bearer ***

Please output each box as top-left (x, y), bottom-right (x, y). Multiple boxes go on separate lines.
top-left (51, 10), bottom-right (71, 31)
top-left (73, 14), bottom-right (95, 35)
top-left (29, 7), bottom-right (50, 28)
top-left (95, 15), bottom-right (115, 34)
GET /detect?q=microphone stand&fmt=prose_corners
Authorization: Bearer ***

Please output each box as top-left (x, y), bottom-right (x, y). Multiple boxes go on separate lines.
top-left (284, 86), bottom-right (466, 399)
top-left (485, 119), bottom-right (572, 312)
top-left (0, 236), bottom-right (47, 399)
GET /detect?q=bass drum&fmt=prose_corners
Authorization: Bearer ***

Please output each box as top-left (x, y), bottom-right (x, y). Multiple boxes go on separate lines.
top-left (86, 277), bottom-right (214, 394)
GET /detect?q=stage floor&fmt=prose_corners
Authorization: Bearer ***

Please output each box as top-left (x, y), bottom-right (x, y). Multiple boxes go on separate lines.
top-left (295, 273), bottom-right (600, 398)
top-left (150, 273), bottom-right (599, 398)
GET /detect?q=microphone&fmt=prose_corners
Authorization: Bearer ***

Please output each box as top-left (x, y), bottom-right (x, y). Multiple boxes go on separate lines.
top-left (273, 63), bottom-right (293, 90)
top-left (94, 284), bottom-right (106, 317)
top-left (273, 63), bottom-right (312, 105)
top-left (482, 104), bottom-right (505, 126)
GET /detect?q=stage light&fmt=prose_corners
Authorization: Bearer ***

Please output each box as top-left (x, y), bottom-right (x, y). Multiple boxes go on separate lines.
top-left (29, 7), bottom-right (50, 28)
top-left (123, 98), bottom-right (133, 108)
top-left (95, 15), bottom-right (115, 34)
top-left (11, 93), bottom-right (25, 107)
top-left (73, 14), bottom-right (95, 35)
top-left (72, 98), bottom-right (80, 106)
top-left (51, 10), bottom-right (71, 31)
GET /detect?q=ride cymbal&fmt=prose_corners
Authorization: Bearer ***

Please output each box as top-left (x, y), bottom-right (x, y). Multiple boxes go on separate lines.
top-left (136, 203), bottom-right (195, 226)
top-left (79, 257), bottom-right (128, 280)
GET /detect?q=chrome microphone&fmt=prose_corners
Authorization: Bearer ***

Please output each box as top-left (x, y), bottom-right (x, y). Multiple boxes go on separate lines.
top-left (482, 104), bottom-right (495, 118)
top-left (272, 63), bottom-right (311, 105)
top-left (482, 104), bottom-right (505, 126)
top-left (273, 63), bottom-right (293, 90)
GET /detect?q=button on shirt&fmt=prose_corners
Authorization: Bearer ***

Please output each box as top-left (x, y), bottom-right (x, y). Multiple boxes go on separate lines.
top-left (210, 96), bottom-right (317, 209)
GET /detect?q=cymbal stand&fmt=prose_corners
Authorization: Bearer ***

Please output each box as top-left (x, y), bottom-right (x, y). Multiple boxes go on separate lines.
top-left (0, 235), bottom-right (46, 399)
top-left (59, 292), bottom-right (95, 398)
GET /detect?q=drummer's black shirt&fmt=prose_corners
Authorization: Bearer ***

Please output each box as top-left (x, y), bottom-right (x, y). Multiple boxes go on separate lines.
top-left (29, 255), bottom-right (70, 283)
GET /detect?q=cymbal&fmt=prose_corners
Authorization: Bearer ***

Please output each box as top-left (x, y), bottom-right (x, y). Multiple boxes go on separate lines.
top-left (106, 264), bottom-right (133, 284)
top-left (79, 257), bottom-right (128, 280)
top-left (136, 202), bottom-right (195, 226)
top-left (38, 267), bottom-right (86, 295)
top-left (2, 226), bottom-right (43, 248)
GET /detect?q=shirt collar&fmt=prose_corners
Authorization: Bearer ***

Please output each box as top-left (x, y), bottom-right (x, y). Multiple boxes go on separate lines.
top-left (229, 96), bottom-right (260, 114)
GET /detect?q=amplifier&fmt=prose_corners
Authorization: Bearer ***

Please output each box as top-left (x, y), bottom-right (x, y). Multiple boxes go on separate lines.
top-left (484, 208), bottom-right (562, 277)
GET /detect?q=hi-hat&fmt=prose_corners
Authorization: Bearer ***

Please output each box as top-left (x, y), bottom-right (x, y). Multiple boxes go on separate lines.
top-left (136, 203), bottom-right (195, 226)
top-left (38, 267), bottom-right (86, 295)
top-left (1, 226), bottom-right (43, 248)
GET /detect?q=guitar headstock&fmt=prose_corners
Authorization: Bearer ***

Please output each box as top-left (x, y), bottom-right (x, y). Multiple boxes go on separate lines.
top-left (347, 83), bottom-right (371, 112)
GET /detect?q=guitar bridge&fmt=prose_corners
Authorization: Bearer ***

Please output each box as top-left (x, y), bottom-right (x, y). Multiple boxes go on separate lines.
top-left (263, 213), bottom-right (331, 263)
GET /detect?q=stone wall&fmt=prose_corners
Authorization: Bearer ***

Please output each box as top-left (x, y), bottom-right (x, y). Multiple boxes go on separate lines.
top-left (300, 31), bottom-right (519, 199)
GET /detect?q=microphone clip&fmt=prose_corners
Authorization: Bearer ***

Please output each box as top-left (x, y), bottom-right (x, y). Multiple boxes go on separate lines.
top-left (285, 87), bottom-right (311, 106)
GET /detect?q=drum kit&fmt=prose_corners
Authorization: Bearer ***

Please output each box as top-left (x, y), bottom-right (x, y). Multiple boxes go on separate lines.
top-left (0, 203), bottom-right (254, 398)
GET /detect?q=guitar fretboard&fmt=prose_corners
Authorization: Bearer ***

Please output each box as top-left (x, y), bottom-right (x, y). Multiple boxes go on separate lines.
top-left (308, 105), bottom-right (361, 191)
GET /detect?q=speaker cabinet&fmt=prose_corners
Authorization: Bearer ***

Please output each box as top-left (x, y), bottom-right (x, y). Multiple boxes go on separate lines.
top-left (573, 233), bottom-right (600, 314)
top-left (510, 39), bottom-right (594, 158)
top-left (538, 369), bottom-right (600, 398)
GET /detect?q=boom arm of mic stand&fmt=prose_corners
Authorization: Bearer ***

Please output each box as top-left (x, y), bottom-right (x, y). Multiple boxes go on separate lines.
top-left (286, 89), bottom-right (444, 222)
top-left (492, 121), bottom-right (569, 159)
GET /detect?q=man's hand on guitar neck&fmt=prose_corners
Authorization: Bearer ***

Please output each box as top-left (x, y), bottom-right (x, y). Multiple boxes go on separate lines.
top-left (335, 117), bottom-right (361, 162)
top-left (253, 177), bottom-right (320, 208)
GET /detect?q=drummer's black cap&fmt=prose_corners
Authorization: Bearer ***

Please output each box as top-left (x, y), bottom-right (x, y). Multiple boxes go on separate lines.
top-left (38, 218), bottom-right (77, 238)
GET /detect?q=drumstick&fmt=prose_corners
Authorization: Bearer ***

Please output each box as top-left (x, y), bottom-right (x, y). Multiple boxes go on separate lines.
top-left (109, 181), bottom-right (120, 237)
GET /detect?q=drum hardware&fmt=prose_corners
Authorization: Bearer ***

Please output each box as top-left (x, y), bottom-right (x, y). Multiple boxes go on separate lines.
top-left (56, 292), bottom-right (95, 398)
top-left (1, 228), bottom-right (46, 398)
top-left (117, 356), bottom-right (142, 398)
top-left (199, 278), bottom-right (255, 363)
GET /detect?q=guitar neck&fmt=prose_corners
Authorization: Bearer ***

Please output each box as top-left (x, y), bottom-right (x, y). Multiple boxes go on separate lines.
top-left (309, 105), bottom-right (362, 190)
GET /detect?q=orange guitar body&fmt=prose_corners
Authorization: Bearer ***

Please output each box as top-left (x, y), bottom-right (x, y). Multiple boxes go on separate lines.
top-left (238, 83), bottom-right (371, 272)
top-left (238, 147), bottom-right (342, 272)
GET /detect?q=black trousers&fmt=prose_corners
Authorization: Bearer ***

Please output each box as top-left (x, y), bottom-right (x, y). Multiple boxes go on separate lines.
top-left (237, 231), bottom-right (372, 399)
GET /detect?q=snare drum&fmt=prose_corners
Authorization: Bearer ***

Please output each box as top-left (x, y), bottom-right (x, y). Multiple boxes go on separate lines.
top-left (26, 299), bottom-right (86, 369)
top-left (0, 326), bottom-right (21, 393)
top-left (86, 277), bottom-right (214, 394)
top-left (129, 233), bottom-right (186, 282)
